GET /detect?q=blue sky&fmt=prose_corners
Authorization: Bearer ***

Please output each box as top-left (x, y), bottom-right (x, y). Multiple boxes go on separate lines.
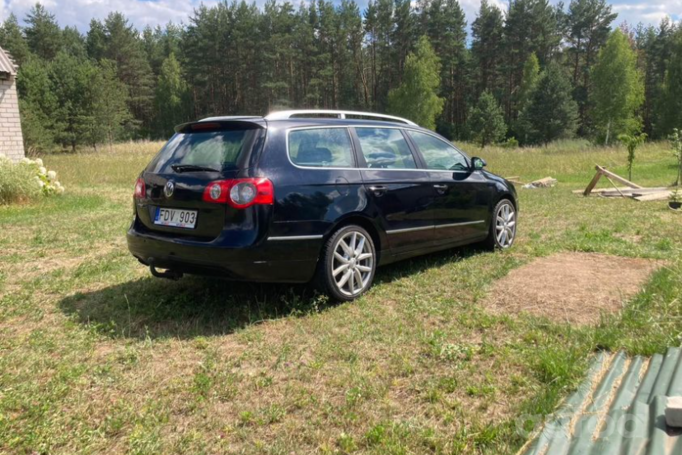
top-left (0, 0), bottom-right (679, 33)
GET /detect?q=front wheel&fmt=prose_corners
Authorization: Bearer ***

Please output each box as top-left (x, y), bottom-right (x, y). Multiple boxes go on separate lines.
top-left (483, 199), bottom-right (517, 250)
top-left (317, 225), bottom-right (376, 302)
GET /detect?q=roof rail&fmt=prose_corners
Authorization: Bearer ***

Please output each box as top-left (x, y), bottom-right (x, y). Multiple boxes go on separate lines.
top-left (200, 116), bottom-right (262, 122)
top-left (264, 110), bottom-right (418, 126)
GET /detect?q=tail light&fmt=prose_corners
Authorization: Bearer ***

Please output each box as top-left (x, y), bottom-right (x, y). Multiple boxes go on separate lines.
top-left (203, 178), bottom-right (274, 208)
top-left (134, 177), bottom-right (146, 199)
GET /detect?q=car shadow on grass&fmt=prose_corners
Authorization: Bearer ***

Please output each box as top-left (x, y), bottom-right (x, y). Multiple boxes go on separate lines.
top-left (59, 245), bottom-right (485, 340)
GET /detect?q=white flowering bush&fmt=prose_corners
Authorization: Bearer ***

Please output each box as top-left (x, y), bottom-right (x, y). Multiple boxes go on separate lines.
top-left (0, 154), bottom-right (65, 204)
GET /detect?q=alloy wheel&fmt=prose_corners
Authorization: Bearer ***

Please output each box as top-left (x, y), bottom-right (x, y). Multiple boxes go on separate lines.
top-left (331, 231), bottom-right (374, 297)
top-left (495, 202), bottom-right (516, 248)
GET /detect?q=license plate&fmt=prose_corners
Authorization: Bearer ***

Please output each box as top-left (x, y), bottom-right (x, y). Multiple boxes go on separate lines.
top-left (154, 207), bottom-right (197, 229)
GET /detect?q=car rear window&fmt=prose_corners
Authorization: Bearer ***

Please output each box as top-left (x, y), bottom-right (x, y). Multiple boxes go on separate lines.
top-left (146, 127), bottom-right (261, 173)
top-left (288, 128), bottom-right (354, 168)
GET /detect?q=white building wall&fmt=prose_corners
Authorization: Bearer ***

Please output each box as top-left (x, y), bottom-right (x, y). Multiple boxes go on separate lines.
top-left (0, 75), bottom-right (25, 161)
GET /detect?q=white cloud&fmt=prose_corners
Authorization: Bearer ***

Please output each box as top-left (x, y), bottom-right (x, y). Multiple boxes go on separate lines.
top-left (611, 0), bottom-right (680, 27)
top-left (1, 0), bottom-right (218, 30)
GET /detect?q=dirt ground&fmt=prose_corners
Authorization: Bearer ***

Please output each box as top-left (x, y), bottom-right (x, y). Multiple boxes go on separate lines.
top-left (482, 253), bottom-right (663, 325)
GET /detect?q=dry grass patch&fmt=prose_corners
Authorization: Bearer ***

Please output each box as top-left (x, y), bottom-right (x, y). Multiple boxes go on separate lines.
top-left (483, 252), bottom-right (662, 325)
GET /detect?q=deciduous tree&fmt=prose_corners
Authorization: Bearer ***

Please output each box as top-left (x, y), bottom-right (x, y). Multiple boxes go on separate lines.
top-left (592, 29), bottom-right (644, 144)
top-left (388, 36), bottom-right (443, 130)
top-left (154, 53), bottom-right (191, 137)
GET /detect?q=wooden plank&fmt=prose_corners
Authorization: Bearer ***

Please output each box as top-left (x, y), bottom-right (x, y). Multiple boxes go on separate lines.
top-left (633, 191), bottom-right (673, 202)
top-left (627, 187), bottom-right (669, 194)
top-left (574, 187), bottom-right (626, 194)
top-left (583, 170), bottom-right (603, 196)
top-left (595, 165), bottom-right (643, 189)
top-left (574, 187), bottom-right (667, 194)
top-left (604, 176), bottom-right (626, 197)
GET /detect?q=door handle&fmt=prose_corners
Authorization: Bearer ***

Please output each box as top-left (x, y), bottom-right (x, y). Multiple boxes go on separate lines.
top-left (433, 184), bottom-right (448, 193)
top-left (369, 185), bottom-right (387, 197)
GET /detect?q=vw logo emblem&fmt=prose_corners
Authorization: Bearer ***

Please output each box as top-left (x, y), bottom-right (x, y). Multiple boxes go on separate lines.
top-left (164, 181), bottom-right (175, 198)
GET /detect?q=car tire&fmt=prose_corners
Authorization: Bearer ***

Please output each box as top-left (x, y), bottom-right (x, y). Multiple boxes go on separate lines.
top-left (483, 199), bottom-right (517, 250)
top-left (316, 225), bottom-right (377, 302)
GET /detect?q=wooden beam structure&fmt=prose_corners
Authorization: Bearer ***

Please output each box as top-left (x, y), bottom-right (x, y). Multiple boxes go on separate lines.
top-left (582, 165), bottom-right (643, 196)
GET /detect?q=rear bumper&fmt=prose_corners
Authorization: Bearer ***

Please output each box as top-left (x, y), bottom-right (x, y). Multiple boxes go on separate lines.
top-left (127, 227), bottom-right (319, 283)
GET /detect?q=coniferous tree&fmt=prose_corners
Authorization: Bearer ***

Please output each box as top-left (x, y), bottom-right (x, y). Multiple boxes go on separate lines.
top-left (514, 53), bottom-right (541, 141)
top-left (660, 29), bottom-right (682, 136)
top-left (366, 0), bottom-right (394, 111)
top-left (92, 60), bottom-right (131, 145)
top-left (502, 0), bottom-right (562, 122)
top-left (101, 13), bottom-right (155, 135)
top-left (16, 56), bottom-right (58, 152)
top-left (337, 0), bottom-right (365, 109)
top-left (61, 26), bottom-right (87, 59)
top-left (519, 62), bottom-right (579, 144)
top-left (517, 53), bottom-right (541, 114)
top-left (468, 91), bottom-right (507, 147)
top-left (421, 0), bottom-right (468, 135)
top-left (24, 3), bottom-right (62, 60)
top-left (565, 0), bottom-right (617, 134)
top-left (86, 19), bottom-right (107, 61)
top-left (392, 0), bottom-right (417, 83)
top-left (142, 25), bottom-right (181, 76)
top-left (639, 19), bottom-right (677, 138)
top-left (592, 29), bottom-right (644, 144)
top-left (343, 0), bottom-right (368, 109)
top-left (290, 3), bottom-right (316, 108)
top-left (0, 14), bottom-right (32, 66)
top-left (261, 1), bottom-right (295, 109)
top-left (49, 51), bottom-right (98, 151)
top-left (388, 36), bottom-right (443, 130)
top-left (471, 0), bottom-right (504, 97)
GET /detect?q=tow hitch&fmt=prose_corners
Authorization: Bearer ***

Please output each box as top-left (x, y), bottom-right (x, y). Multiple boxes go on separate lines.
top-left (149, 265), bottom-right (183, 280)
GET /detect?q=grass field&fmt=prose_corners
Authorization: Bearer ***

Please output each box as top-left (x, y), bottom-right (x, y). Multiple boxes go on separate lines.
top-left (1, 139), bottom-right (681, 454)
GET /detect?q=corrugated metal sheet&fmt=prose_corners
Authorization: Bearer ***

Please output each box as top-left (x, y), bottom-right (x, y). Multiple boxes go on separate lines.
top-left (520, 349), bottom-right (682, 455)
top-left (0, 46), bottom-right (17, 76)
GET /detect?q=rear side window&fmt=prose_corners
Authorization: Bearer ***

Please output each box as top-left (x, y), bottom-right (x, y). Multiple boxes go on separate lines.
top-left (408, 131), bottom-right (469, 171)
top-left (288, 128), bottom-right (354, 168)
top-left (147, 127), bottom-right (261, 173)
top-left (355, 128), bottom-right (417, 169)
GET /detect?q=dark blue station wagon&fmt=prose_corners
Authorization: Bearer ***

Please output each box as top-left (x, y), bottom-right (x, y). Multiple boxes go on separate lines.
top-left (127, 110), bottom-right (518, 301)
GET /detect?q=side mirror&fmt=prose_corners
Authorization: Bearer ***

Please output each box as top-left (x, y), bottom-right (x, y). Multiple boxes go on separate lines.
top-left (472, 157), bottom-right (487, 170)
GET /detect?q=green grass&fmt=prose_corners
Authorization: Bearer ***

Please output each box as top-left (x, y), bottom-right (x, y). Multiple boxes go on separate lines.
top-left (1, 140), bottom-right (681, 454)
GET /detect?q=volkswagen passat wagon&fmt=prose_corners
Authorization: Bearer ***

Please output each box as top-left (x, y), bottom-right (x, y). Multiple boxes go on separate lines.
top-left (127, 110), bottom-right (518, 301)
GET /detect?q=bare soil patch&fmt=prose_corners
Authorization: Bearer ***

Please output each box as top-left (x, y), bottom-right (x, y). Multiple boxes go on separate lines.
top-left (482, 252), bottom-right (662, 325)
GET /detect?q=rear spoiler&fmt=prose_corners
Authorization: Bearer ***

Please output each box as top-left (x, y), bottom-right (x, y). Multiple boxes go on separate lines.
top-left (174, 118), bottom-right (266, 134)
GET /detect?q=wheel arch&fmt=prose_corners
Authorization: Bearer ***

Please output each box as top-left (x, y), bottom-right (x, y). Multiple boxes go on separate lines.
top-left (496, 191), bottom-right (517, 208)
top-left (324, 214), bottom-right (384, 262)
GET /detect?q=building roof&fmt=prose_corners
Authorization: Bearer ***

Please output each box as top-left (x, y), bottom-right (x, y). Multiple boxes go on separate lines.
top-left (0, 46), bottom-right (18, 77)
top-left (520, 349), bottom-right (682, 455)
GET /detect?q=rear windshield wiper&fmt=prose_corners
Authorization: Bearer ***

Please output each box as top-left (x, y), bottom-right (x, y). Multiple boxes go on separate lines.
top-left (171, 164), bottom-right (220, 173)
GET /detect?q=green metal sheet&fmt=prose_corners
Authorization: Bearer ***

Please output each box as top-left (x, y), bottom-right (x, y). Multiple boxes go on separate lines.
top-left (519, 348), bottom-right (682, 455)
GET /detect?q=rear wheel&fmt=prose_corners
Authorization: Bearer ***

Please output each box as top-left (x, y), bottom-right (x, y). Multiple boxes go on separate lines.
top-left (317, 225), bottom-right (376, 302)
top-left (483, 199), bottom-right (517, 250)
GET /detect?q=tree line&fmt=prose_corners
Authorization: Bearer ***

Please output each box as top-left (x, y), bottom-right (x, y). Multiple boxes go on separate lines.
top-left (0, 0), bottom-right (681, 151)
